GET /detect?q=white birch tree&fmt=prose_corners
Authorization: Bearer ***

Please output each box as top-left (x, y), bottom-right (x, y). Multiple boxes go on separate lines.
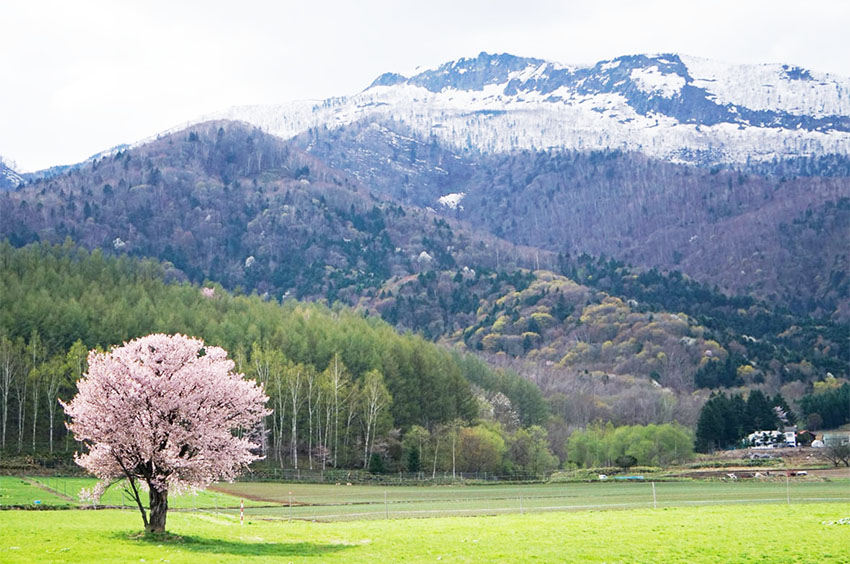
top-left (361, 370), bottom-right (390, 468)
top-left (0, 335), bottom-right (19, 450)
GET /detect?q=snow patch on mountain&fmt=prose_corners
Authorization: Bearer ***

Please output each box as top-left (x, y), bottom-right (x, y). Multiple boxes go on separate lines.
top-left (681, 55), bottom-right (848, 118)
top-left (0, 158), bottom-right (23, 189)
top-left (2, 167), bottom-right (22, 183)
top-left (630, 67), bottom-right (685, 98)
top-left (438, 192), bottom-right (465, 209)
top-left (197, 53), bottom-right (850, 167)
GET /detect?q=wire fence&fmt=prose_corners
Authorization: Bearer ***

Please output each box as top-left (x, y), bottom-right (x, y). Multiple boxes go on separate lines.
top-left (212, 479), bottom-right (850, 522)
top-left (4, 475), bottom-right (849, 522)
top-left (240, 467), bottom-right (546, 484)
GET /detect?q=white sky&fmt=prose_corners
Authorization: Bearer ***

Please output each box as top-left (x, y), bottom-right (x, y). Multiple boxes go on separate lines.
top-left (1, 0), bottom-right (848, 172)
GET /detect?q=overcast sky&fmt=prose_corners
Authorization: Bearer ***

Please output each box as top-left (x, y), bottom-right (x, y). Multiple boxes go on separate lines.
top-left (2, 0), bottom-right (848, 172)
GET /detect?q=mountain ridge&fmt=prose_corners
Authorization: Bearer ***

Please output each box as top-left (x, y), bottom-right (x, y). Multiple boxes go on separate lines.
top-left (0, 120), bottom-right (546, 299)
top-left (0, 159), bottom-right (23, 190)
top-left (375, 52), bottom-right (849, 122)
top-left (293, 119), bottom-right (850, 320)
top-left (202, 51), bottom-right (850, 167)
top-left (2, 120), bottom-right (846, 422)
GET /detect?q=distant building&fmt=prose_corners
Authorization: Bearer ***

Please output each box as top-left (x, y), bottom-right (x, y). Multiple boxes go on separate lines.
top-left (783, 431), bottom-right (798, 447)
top-left (796, 430), bottom-right (816, 446)
top-left (822, 432), bottom-right (850, 447)
top-left (748, 430), bottom-right (796, 448)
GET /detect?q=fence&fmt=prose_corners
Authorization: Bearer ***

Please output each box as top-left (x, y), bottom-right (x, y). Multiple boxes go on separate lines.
top-left (240, 467), bottom-right (544, 484)
top-left (214, 478), bottom-right (850, 522)
top-left (4, 475), bottom-right (848, 522)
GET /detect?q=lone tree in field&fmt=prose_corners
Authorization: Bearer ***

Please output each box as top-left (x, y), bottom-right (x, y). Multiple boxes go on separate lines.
top-left (62, 333), bottom-right (269, 533)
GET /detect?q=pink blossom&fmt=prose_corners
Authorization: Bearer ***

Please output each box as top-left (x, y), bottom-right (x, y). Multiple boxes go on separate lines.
top-left (62, 333), bottom-right (269, 531)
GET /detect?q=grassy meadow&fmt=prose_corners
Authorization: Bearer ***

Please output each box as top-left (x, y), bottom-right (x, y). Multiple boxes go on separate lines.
top-left (213, 478), bottom-right (850, 521)
top-left (2, 477), bottom-right (849, 562)
top-left (2, 502), bottom-right (849, 563)
top-left (7, 476), bottom-right (848, 519)
top-left (0, 476), bottom-right (72, 506)
top-left (0, 476), bottom-right (270, 509)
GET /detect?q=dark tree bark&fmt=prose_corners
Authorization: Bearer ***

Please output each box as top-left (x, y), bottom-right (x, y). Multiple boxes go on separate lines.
top-left (147, 486), bottom-right (168, 533)
top-left (124, 474), bottom-right (148, 530)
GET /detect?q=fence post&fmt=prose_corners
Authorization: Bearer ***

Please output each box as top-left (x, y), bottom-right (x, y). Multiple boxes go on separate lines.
top-left (520, 494), bottom-right (523, 515)
top-left (385, 491), bottom-right (389, 519)
top-left (652, 482), bottom-right (657, 509)
top-left (786, 473), bottom-right (790, 505)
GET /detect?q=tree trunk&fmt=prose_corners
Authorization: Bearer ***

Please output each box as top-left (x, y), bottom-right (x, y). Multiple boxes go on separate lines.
top-left (147, 487), bottom-right (168, 534)
top-left (333, 382), bottom-right (339, 467)
top-left (124, 475), bottom-right (148, 531)
top-left (15, 379), bottom-right (26, 453)
top-left (48, 408), bottom-right (55, 453)
top-left (307, 375), bottom-right (314, 470)
top-left (0, 341), bottom-right (13, 450)
top-left (31, 376), bottom-right (39, 452)
top-left (276, 390), bottom-right (286, 467)
top-left (288, 369), bottom-right (302, 470)
top-left (432, 436), bottom-right (440, 479)
top-left (451, 431), bottom-right (456, 479)
top-left (323, 405), bottom-right (331, 470)
top-left (290, 408), bottom-right (298, 470)
top-left (363, 416), bottom-right (372, 468)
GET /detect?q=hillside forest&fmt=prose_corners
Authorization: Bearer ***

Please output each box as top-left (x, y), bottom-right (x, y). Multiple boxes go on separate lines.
top-left (0, 243), bottom-right (559, 476)
top-left (0, 122), bottom-right (847, 473)
top-left (2, 243), bottom-right (847, 475)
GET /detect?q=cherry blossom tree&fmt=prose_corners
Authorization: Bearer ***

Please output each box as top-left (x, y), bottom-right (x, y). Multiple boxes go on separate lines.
top-left (62, 333), bottom-right (269, 533)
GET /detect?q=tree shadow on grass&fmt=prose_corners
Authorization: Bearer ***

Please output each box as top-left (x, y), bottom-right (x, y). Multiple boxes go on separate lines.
top-left (115, 532), bottom-right (355, 557)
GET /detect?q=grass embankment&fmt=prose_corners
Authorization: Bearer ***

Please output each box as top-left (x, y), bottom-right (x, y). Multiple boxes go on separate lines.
top-left (0, 477), bottom-right (271, 509)
top-left (0, 476), bottom-right (72, 506)
top-left (1, 503), bottom-right (848, 563)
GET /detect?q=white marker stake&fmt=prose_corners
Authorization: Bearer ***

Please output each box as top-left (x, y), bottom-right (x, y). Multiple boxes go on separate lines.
top-left (240, 499), bottom-right (244, 526)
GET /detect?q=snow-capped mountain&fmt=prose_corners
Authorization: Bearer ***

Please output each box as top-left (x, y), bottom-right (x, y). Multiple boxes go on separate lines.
top-left (0, 158), bottom-right (23, 190)
top-left (202, 52), bottom-right (850, 166)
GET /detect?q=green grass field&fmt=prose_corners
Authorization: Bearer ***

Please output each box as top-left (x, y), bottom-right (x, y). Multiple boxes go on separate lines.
top-left (0, 476), bottom-right (72, 506)
top-left (5, 476), bottom-right (849, 520)
top-left (3, 478), bottom-right (848, 562)
top-left (1, 503), bottom-right (848, 563)
top-left (212, 479), bottom-right (850, 521)
top-left (34, 477), bottom-right (273, 509)
top-left (0, 477), bottom-right (272, 509)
